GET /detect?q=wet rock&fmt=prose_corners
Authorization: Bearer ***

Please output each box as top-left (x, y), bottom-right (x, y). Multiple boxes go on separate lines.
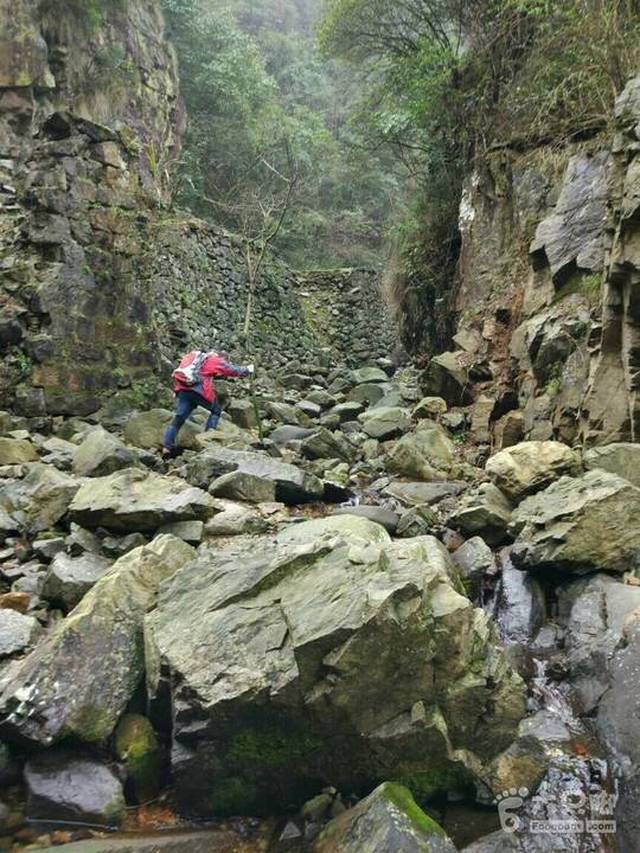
top-left (358, 407), bottom-right (411, 439)
top-left (557, 573), bottom-right (640, 713)
top-left (0, 438), bottom-right (38, 464)
top-left (69, 468), bottom-right (215, 532)
top-left (114, 714), bottom-right (163, 803)
top-left (25, 750), bottom-right (125, 827)
top-left (449, 484), bottom-right (513, 546)
top-left (485, 441), bottom-right (581, 502)
top-left (583, 442), bottom-right (640, 488)
top-left (124, 409), bottom-right (199, 450)
top-left (0, 536), bottom-right (195, 747)
top-left (0, 609), bottom-right (40, 657)
top-left (312, 782), bottom-right (457, 853)
top-left (497, 563), bottom-right (546, 644)
top-left (41, 552), bottom-right (113, 610)
top-left (387, 423), bottom-right (454, 481)
top-left (511, 471), bottom-right (640, 574)
top-left (332, 505), bottom-right (399, 534)
top-left (453, 537), bottom-right (497, 598)
top-left (146, 531), bottom-right (524, 816)
top-left (72, 428), bottom-right (138, 477)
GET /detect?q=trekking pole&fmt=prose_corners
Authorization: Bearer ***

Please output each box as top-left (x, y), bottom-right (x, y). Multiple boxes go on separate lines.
top-left (248, 362), bottom-right (264, 442)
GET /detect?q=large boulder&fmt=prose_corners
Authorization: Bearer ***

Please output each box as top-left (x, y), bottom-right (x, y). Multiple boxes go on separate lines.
top-left (123, 408), bottom-right (199, 450)
top-left (276, 514), bottom-right (391, 546)
top-left (145, 532), bottom-right (525, 817)
top-left (596, 609), bottom-right (640, 849)
top-left (387, 423), bottom-right (455, 481)
top-left (485, 441), bottom-right (580, 502)
top-left (0, 535), bottom-right (195, 747)
top-left (41, 552), bottom-right (113, 611)
top-left (421, 352), bottom-right (472, 406)
top-left (25, 750), bottom-right (126, 828)
top-left (312, 782), bottom-right (457, 853)
top-left (185, 447), bottom-right (324, 505)
top-left (0, 464), bottom-right (80, 534)
top-left (511, 471), bottom-right (640, 574)
top-left (583, 442), bottom-right (640, 488)
top-left (557, 573), bottom-right (640, 713)
top-left (68, 468), bottom-right (215, 532)
top-left (72, 428), bottom-right (138, 477)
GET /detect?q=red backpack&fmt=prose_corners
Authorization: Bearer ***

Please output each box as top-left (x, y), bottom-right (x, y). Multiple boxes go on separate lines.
top-left (171, 350), bottom-right (211, 386)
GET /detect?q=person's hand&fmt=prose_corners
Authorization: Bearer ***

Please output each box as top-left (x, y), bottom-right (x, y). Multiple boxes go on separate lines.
top-left (246, 363), bottom-right (255, 375)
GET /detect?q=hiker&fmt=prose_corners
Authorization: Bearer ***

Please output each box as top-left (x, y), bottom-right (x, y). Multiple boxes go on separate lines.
top-left (162, 350), bottom-right (254, 457)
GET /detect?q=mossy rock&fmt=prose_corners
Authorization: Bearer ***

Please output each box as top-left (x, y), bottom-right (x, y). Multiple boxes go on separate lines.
top-left (114, 714), bottom-right (163, 803)
top-left (312, 782), bottom-right (456, 852)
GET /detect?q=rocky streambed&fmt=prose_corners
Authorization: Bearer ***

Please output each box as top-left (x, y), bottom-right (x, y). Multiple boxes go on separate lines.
top-left (0, 359), bottom-right (638, 851)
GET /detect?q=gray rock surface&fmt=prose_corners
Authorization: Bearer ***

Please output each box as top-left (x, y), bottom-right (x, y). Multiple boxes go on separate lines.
top-left (72, 428), bottom-right (138, 477)
top-left (485, 441), bottom-right (581, 502)
top-left (25, 750), bottom-right (125, 827)
top-left (41, 551), bottom-right (113, 610)
top-left (0, 536), bottom-right (195, 746)
top-left (186, 447), bottom-right (324, 504)
top-left (69, 468), bottom-right (215, 532)
top-left (145, 529), bottom-right (524, 816)
top-left (0, 609), bottom-right (40, 658)
top-left (511, 471), bottom-right (640, 574)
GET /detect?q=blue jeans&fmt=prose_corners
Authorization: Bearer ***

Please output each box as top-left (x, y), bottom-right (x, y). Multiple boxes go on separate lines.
top-left (163, 390), bottom-right (222, 450)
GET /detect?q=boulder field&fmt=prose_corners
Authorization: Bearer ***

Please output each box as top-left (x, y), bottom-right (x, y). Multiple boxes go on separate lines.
top-left (0, 360), bottom-right (637, 849)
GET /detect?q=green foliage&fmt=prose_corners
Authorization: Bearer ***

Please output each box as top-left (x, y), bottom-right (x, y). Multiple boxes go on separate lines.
top-left (163, 0), bottom-right (404, 267)
top-left (320, 0), bottom-right (640, 354)
top-left (228, 726), bottom-right (321, 767)
top-left (40, 0), bottom-right (125, 30)
top-left (383, 782), bottom-right (446, 836)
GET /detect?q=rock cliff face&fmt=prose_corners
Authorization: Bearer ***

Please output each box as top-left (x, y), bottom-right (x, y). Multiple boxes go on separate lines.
top-left (0, 0), bottom-right (398, 418)
top-left (438, 74), bottom-right (640, 447)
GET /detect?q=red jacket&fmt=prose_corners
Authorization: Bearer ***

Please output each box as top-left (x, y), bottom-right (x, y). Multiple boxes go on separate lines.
top-left (173, 351), bottom-right (249, 403)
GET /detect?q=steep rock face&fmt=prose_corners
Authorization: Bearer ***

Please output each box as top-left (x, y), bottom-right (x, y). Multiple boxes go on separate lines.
top-left (145, 524), bottom-right (525, 817)
top-left (449, 73), bottom-right (640, 446)
top-left (0, 1), bottom-right (398, 417)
